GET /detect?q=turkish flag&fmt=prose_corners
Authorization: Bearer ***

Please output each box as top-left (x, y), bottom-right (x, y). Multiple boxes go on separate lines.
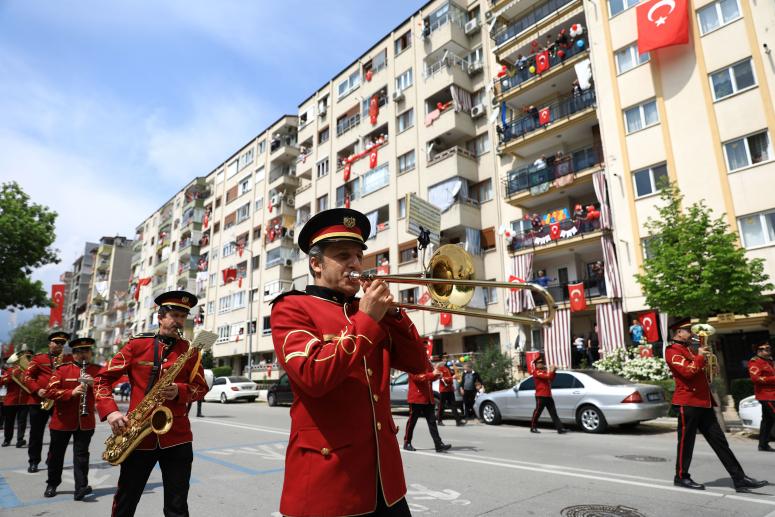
top-left (567, 282), bottom-right (587, 312)
top-left (539, 107), bottom-right (551, 125)
top-left (344, 192), bottom-right (351, 209)
top-left (639, 311), bottom-right (659, 342)
top-left (369, 95), bottom-right (379, 125)
top-left (222, 268), bottom-right (237, 284)
top-left (440, 312), bottom-right (452, 326)
top-left (549, 222), bottom-right (561, 240)
top-left (507, 275), bottom-right (524, 292)
top-left (636, 0), bottom-right (689, 54)
top-left (135, 277), bottom-right (152, 301)
top-left (203, 213), bottom-right (209, 229)
top-left (369, 147), bottom-right (378, 169)
top-left (49, 284), bottom-right (65, 327)
top-left (418, 291), bottom-right (431, 305)
top-left (343, 162), bottom-right (351, 181)
top-left (535, 51), bottom-right (550, 74)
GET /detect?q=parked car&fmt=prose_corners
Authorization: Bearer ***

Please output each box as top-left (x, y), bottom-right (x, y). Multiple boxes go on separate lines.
top-left (389, 372), bottom-right (463, 408)
top-left (204, 376), bottom-right (260, 403)
top-left (473, 370), bottom-right (670, 433)
top-left (267, 373), bottom-right (294, 407)
top-left (739, 396), bottom-right (767, 432)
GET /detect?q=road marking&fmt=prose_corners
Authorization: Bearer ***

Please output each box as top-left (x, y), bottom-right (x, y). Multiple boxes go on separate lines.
top-left (193, 452), bottom-right (284, 476)
top-left (406, 451), bottom-right (775, 507)
top-left (194, 419), bottom-right (290, 436)
top-left (0, 475), bottom-right (21, 509)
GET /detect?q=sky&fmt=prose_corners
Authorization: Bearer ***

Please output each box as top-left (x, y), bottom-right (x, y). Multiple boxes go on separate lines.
top-left (0, 0), bottom-right (421, 340)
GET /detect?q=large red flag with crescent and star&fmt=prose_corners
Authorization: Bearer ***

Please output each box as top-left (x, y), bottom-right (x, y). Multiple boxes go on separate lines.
top-left (49, 284), bottom-right (65, 327)
top-left (636, 0), bottom-right (689, 54)
top-left (567, 282), bottom-right (587, 312)
top-left (639, 311), bottom-right (660, 342)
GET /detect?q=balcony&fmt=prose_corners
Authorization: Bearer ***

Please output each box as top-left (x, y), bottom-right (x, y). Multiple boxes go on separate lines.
top-left (154, 258), bottom-right (169, 274)
top-left (424, 54), bottom-right (473, 95)
top-left (500, 88), bottom-right (596, 148)
top-left (492, 0), bottom-right (578, 51)
top-left (535, 278), bottom-right (608, 310)
top-left (440, 198), bottom-right (481, 231)
top-left (269, 166), bottom-right (300, 190)
top-left (270, 136), bottom-right (299, 162)
top-left (508, 217), bottom-right (602, 256)
top-left (336, 113), bottom-right (361, 137)
top-left (423, 11), bottom-right (469, 54)
top-left (426, 107), bottom-right (477, 142)
top-left (427, 146), bottom-right (479, 183)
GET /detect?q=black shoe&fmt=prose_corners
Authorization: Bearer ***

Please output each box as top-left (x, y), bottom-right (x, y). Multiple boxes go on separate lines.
top-left (44, 485), bottom-right (57, 498)
top-left (16, 439), bottom-right (26, 448)
top-left (758, 444), bottom-right (775, 452)
top-left (437, 421), bottom-right (445, 426)
top-left (435, 443), bottom-right (452, 452)
top-left (558, 429), bottom-right (568, 434)
top-left (74, 485), bottom-right (92, 501)
top-left (196, 414), bottom-right (204, 418)
top-left (1, 441), bottom-right (9, 447)
top-left (403, 443), bottom-right (416, 451)
top-left (27, 463), bottom-right (39, 473)
top-left (673, 477), bottom-right (705, 490)
top-left (734, 477), bottom-right (768, 493)
top-left (530, 428), bottom-right (540, 433)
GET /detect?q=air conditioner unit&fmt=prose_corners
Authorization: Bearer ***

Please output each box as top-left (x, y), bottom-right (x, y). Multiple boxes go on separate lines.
top-left (464, 19), bottom-right (480, 35)
top-left (392, 90), bottom-right (404, 102)
top-left (285, 196), bottom-right (295, 207)
top-left (284, 259), bottom-right (293, 267)
top-left (484, 11), bottom-right (493, 20)
top-left (471, 104), bottom-right (485, 118)
top-left (468, 61), bottom-right (483, 74)
top-left (318, 104), bottom-right (327, 116)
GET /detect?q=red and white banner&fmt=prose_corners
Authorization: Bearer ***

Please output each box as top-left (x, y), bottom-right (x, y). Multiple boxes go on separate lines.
top-left (567, 282), bottom-right (587, 312)
top-left (344, 162), bottom-right (351, 182)
top-left (418, 291), bottom-right (431, 306)
top-left (369, 147), bottom-right (378, 169)
top-left (539, 107), bottom-right (551, 125)
top-left (639, 311), bottom-right (660, 342)
top-left (222, 268), bottom-right (238, 284)
top-left (369, 95), bottom-right (379, 125)
top-left (135, 277), bottom-right (152, 301)
top-left (507, 254), bottom-right (535, 313)
top-left (49, 284), bottom-right (65, 328)
top-left (549, 222), bottom-right (561, 240)
top-left (535, 50), bottom-right (550, 74)
top-left (440, 312), bottom-right (452, 327)
top-left (596, 301), bottom-right (626, 356)
top-left (636, 0), bottom-right (689, 55)
top-left (542, 308), bottom-right (571, 368)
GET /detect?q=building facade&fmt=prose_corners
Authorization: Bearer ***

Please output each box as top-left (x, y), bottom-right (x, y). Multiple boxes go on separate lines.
top-left (62, 242), bottom-right (98, 335)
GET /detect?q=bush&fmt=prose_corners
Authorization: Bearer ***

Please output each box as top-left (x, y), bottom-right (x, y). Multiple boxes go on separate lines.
top-left (730, 378), bottom-right (754, 409)
top-left (212, 366), bottom-right (232, 378)
top-left (594, 347), bottom-right (672, 382)
top-left (473, 346), bottom-right (514, 392)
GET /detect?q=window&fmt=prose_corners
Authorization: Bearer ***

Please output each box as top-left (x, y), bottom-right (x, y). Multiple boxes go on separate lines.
top-left (397, 150), bottom-right (415, 174)
top-left (624, 99), bottom-right (659, 133)
top-left (710, 59), bottom-right (755, 100)
top-left (399, 240), bottom-right (417, 263)
top-left (397, 197), bottom-right (406, 219)
top-left (615, 43), bottom-right (650, 74)
top-left (238, 149), bottom-right (254, 170)
top-left (213, 222), bottom-right (220, 234)
top-left (698, 0), bottom-right (740, 35)
top-left (397, 109), bottom-right (414, 133)
top-left (336, 180), bottom-right (360, 207)
top-left (255, 197), bottom-right (263, 211)
top-left (216, 325), bottom-right (230, 342)
top-left (215, 170), bottom-right (224, 184)
top-left (471, 88), bottom-right (486, 108)
top-left (251, 255), bottom-right (260, 270)
top-left (551, 373), bottom-right (575, 390)
top-left (238, 176), bottom-right (252, 196)
top-left (232, 291), bottom-right (246, 309)
top-left (608, 0), bottom-right (639, 17)
top-left (226, 160), bottom-right (239, 179)
top-left (255, 166), bottom-right (265, 183)
top-left (361, 164), bottom-right (389, 196)
top-left (318, 126), bottom-right (329, 144)
top-left (395, 68), bottom-right (413, 92)
top-left (483, 282), bottom-right (498, 304)
top-left (223, 241), bottom-right (237, 257)
top-left (207, 301), bottom-right (215, 314)
top-left (738, 210), bottom-right (775, 248)
top-left (236, 203), bottom-right (250, 223)
top-left (466, 133), bottom-right (490, 156)
top-left (399, 287), bottom-right (419, 305)
top-left (724, 131), bottom-right (772, 171)
top-left (316, 158), bottom-right (330, 178)
top-left (262, 316), bottom-right (272, 336)
top-left (258, 140), bottom-right (266, 154)
top-left (480, 227), bottom-right (496, 250)
top-left (218, 295), bottom-right (232, 314)
top-left (471, 179), bottom-right (493, 203)
top-left (214, 196), bottom-right (221, 208)
top-left (633, 163), bottom-right (668, 198)
top-left (317, 194), bottom-right (328, 212)
top-left (641, 236), bottom-right (657, 260)
top-left (394, 30), bottom-right (411, 55)
top-left (337, 70), bottom-right (361, 99)
top-left (209, 273), bottom-right (217, 287)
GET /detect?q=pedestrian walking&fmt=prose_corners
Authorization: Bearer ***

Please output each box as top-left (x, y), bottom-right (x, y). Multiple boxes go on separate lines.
top-left (459, 363), bottom-right (482, 419)
top-left (530, 355), bottom-right (566, 434)
top-left (586, 324), bottom-right (600, 365)
top-left (747, 341), bottom-right (775, 452)
top-left (404, 360), bottom-right (451, 452)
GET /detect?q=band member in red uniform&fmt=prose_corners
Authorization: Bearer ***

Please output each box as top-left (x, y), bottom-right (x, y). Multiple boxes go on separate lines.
top-left (530, 355), bottom-right (566, 434)
top-left (23, 331), bottom-right (71, 473)
top-left (0, 348), bottom-right (34, 447)
top-left (436, 361), bottom-right (463, 426)
top-left (404, 360), bottom-right (451, 452)
top-left (271, 208), bottom-right (427, 517)
top-left (747, 341), bottom-right (775, 452)
top-left (93, 291), bottom-right (207, 517)
top-left (43, 337), bottom-right (102, 500)
top-left (667, 327), bottom-right (767, 492)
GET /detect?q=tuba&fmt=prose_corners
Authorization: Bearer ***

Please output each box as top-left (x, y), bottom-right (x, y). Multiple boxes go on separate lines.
top-left (41, 353), bottom-right (65, 410)
top-left (691, 323), bottom-right (719, 382)
top-left (102, 330), bottom-right (217, 465)
top-left (7, 352), bottom-right (32, 394)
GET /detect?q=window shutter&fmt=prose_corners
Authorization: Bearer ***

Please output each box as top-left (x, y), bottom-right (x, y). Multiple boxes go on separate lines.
top-left (481, 227), bottom-right (496, 250)
top-left (225, 186), bottom-right (238, 204)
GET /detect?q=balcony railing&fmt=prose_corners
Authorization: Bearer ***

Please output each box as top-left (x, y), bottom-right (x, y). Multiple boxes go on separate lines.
top-left (336, 113), bottom-right (361, 137)
top-left (500, 88), bottom-right (595, 144)
top-left (497, 39), bottom-right (588, 96)
top-left (428, 145), bottom-right (477, 166)
top-left (508, 217), bottom-right (601, 253)
top-left (503, 145), bottom-right (602, 196)
top-left (533, 277), bottom-right (607, 306)
top-left (492, 0), bottom-right (576, 47)
top-left (424, 53), bottom-right (469, 80)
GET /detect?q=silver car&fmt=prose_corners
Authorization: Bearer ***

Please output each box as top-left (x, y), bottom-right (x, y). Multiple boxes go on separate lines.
top-left (473, 370), bottom-right (670, 433)
top-left (389, 372), bottom-right (463, 407)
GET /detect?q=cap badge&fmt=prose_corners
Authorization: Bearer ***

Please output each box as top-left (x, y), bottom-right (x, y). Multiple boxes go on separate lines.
top-left (182, 296), bottom-right (189, 303)
top-left (343, 217), bottom-right (356, 228)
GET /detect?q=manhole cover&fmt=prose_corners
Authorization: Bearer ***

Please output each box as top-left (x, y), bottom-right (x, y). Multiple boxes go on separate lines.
top-left (615, 454), bottom-right (667, 462)
top-left (561, 505), bottom-right (647, 517)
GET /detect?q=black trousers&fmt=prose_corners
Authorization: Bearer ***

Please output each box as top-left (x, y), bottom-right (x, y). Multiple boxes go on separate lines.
top-left (47, 428), bottom-right (94, 489)
top-left (28, 405), bottom-right (52, 464)
top-left (196, 400), bottom-right (203, 416)
top-left (462, 390), bottom-right (477, 418)
top-left (674, 405), bottom-right (744, 481)
top-left (759, 400), bottom-right (775, 448)
top-left (112, 443), bottom-right (193, 517)
top-left (3, 405), bottom-right (28, 443)
top-left (436, 392), bottom-right (461, 423)
top-left (403, 403), bottom-right (442, 448)
top-left (532, 396), bottom-right (564, 431)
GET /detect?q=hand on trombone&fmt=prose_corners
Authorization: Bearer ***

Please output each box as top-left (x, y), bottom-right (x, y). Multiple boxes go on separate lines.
top-left (356, 278), bottom-right (395, 322)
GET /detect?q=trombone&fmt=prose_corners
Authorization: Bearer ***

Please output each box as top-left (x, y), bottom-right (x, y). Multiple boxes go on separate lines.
top-left (349, 244), bottom-right (556, 326)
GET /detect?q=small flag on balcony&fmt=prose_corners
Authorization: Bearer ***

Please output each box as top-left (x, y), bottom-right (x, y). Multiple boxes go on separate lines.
top-left (507, 275), bottom-right (524, 292)
top-left (549, 222), bottom-right (561, 240)
top-left (568, 282), bottom-right (587, 312)
top-left (535, 50), bottom-right (550, 74)
top-left (369, 147), bottom-right (378, 169)
top-left (203, 213), bottom-right (209, 229)
top-left (636, 0), bottom-right (689, 54)
top-left (344, 162), bottom-right (352, 181)
top-left (344, 192), bottom-right (351, 209)
top-left (369, 94), bottom-right (379, 125)
top-left (418, 291), bottom-right (431, 305)
top-left (539, 107), bottom-right (551, 125)
top-left (222, 268), bottom-right (238, 284)
top-left (639, 311), bottom-right (659, 342)
top-left (49, 284), bottom-right (65, 328)
top-left (238, 240), bottom-right (245, 257)
top-left (440, 312), bottom-right (452, 327)
top-left (135, 277), bottom-right (152, 301)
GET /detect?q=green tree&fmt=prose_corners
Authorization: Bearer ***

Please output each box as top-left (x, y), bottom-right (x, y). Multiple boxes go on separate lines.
top-left (473, 345), bottom-right (514, 391)
top-left (635, 183), bottom-right (772, 320)
top-left (0, 182), bottom-right (59, 310)
top-left (10, 315), bottom-right (51, 353)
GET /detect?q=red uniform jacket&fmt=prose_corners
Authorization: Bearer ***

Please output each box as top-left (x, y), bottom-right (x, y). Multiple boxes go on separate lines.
top-left (408, 365), bottom-right (440, 404)
top-left (0, 365), bottom-right (35, 406)
top-left (666, 342), bottom-right (712, 408)
top-left (45, 362), bottom-right (102, 431)
top-left (93, 334), bottom-right (208, 450)
top-left (748, 356), bottom-right (775, 401)
top-left (271, 288), bottom-right (427, 517)
top-left (533, 369), bottom-right (555, 397)
top-left (23, 352), bottom-right (72, 403)
top-left (438, 365), bottom-right (455, 393)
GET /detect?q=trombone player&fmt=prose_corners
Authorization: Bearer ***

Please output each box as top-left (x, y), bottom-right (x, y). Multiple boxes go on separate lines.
top-left (0, 346), bottom-right (34, 447)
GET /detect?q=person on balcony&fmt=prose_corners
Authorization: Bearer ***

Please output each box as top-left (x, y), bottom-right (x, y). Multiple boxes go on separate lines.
top-left (533, 270), bottom-right (554, 288)
top-left (591, 261), bottom-right (606, 296)
top-left (556, 29), bottom-right (570, 50)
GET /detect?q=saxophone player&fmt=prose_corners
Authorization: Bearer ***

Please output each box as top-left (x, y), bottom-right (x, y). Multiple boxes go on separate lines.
top-left (22, 331), bottom-right (72, 473)
top-left (93, 291), bottom-right (207, 517)
top-left (42, 337), bottom-right (101, 500)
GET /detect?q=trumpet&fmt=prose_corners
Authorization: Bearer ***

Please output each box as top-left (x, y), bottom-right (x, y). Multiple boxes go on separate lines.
top-left (691, 323), bottom-right (719, 382)
top-left (349, 244), bottom-right (556, 326)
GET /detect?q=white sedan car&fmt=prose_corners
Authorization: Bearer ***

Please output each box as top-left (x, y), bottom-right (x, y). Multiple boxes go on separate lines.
top-left (204, 376), bottom-right (260, 403)
top-left (739, 396), bottom-right (771, 434)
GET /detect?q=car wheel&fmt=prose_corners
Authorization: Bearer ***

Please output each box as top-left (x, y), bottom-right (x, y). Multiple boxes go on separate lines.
top-left (480, 402), bottom-right (502, 425)
top-left (219, 392), bottom-right (228, 404)
top-left (577, 405), bottom-right (607, 433)
top-left (267, 392), bottom-right (277, 407)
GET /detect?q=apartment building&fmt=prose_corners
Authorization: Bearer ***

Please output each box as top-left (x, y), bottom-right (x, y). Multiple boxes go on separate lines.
top-left (487, 0), bottom-right (775, 375)
top-left (62, 241), bottom-right (98, 335)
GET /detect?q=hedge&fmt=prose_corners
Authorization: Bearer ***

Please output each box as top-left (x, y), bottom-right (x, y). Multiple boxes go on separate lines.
top-left (212, 366), bottom-right (232, 378)
top-left (730, 378), bottom-right (754, 410)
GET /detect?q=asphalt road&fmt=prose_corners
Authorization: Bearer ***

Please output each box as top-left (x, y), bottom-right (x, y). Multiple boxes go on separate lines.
top-left (2, 401), bottom-right (774, 516)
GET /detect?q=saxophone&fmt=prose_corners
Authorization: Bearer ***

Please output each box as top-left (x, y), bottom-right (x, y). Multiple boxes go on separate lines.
top-left (41, 353), bottom-right (64, 410)
top-left (102, 330), bottom-right (217, 465)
